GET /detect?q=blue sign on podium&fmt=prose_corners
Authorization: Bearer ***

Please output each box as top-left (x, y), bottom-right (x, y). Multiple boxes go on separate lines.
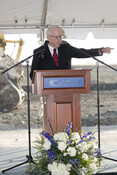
top-left (44, 77), bottom-right (84, 89)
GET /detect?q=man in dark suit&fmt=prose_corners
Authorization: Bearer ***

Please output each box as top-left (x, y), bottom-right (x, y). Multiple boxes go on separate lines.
top-left (30, 26), bottom-right (113, 79)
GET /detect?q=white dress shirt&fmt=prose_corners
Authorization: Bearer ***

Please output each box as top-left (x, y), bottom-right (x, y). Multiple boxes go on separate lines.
top-left (48, 44), bottom-right (58, 56)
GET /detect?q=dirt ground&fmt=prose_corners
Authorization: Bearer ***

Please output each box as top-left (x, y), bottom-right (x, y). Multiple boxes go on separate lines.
top-left (0, 87), bottom-right (117, 131)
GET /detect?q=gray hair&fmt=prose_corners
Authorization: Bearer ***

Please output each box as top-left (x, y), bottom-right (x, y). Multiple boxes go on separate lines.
top-left (46, 26), bottom-right (65, 36)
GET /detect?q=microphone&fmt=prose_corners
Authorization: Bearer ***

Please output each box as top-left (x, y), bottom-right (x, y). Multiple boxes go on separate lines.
top-left (38, 49), bottom-right (45, 60)
top-left (38, 40), bottom-right (49, 60)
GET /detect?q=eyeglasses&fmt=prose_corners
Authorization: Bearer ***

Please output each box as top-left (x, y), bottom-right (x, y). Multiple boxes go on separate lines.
top-left (49, 35), bottom-right (64, 39)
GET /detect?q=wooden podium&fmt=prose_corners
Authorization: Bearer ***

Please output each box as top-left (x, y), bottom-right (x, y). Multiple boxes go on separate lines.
top-left (32, 69), bottom-right (91, 134)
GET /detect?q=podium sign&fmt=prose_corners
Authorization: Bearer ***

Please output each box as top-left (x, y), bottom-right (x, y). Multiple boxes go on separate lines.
top-left (43, 77), bottom-right (84, 88)
top-left (32, 69), bottom-right (91, 134)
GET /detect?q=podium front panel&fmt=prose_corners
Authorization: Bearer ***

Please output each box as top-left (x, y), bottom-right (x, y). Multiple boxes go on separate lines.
top-left (32, 69), bottom-right (91, 95)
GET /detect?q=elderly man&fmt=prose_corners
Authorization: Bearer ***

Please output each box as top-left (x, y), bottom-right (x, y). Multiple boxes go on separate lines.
top-left (30, 26), bottom-right (113, 79)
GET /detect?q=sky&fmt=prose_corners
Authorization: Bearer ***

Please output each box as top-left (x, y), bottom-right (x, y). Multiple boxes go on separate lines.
top-left (4, 32), bottom-right (117, 66)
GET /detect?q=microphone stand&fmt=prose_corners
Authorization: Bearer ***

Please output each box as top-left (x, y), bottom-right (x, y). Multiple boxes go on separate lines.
top-left (1, 50), bottom-right (43, 173)
top-left (96, 61), bottom-right (101, 150)
top-left (92, 58), bottom-right (117, 175)
top-left (92, 57), bottom-right (117, 150)
top-left (77, 49), bottom-right (117, 164)
top-left (93, 57), bottom-right (117, 164)
top-left (90, 56), bottom-right (117, 164)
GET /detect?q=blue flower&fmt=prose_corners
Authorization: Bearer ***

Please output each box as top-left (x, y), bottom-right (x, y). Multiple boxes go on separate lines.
top-left (67, 122), bottom-right (72, 136)
top-left (73, 159), bottom-right (78, 164)
top-left (81, 133), bottom-right (87, 139)
top-left (87, 131), bottom-right (92, 135)
top-left (88, 136), bottom-right (92, 141)
top-left (41, 131), bottom-right (55, 146)
top-left (47, 148), bottom-right (56, 161)
top-left (41, 131), bottom-right (53, 140)
top-left (95, 148), bottom-right (102, 157)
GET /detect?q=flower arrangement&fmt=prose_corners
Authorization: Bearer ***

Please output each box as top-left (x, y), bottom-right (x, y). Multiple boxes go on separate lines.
top-left (27, 123), bottom-right (102, 175)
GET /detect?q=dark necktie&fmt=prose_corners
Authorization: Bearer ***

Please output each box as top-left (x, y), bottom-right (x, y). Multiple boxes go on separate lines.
top-left (53, 48), bottom-right (59, 67)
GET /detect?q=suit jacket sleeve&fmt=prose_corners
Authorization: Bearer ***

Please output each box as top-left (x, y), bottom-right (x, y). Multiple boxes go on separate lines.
top-left (62, 42), bottom-right (101, 58)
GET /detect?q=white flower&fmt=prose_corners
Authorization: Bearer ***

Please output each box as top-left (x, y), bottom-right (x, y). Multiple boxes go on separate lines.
top-left (71, 132), bottom-right (80, 142)
top-left (63, 152), bottom-right (67, 156)
top-left (81, 167), bottom-right (88, 174)
top-left (78, 142), bottom-right (88, 152)
top-left (58, 141), bottom-right (67, 151)
top-left (67, 147), bottom-right (76, 157)
top-left (82, 153), bottom-right (89, 161)
top-left (89, 162), bottom-right (98, 174)
top-left (54, 132), bottom-right (68, 143)
top-left (93, 157), bottom-right (98, 163)
top-left (86, 141), bottom-right (98, 151)
top-left (86, 142), bottom-right (92, 149)
top-left (66, 163), bottom-right (72, 170)
top-left (92, 141), bottom-right (98, 150)
top-left (48, 162), bottom-right (71, 175)
top-left (48, 162), bottom-right (57, 172)
top-left (43, 138), bottom-right (51, 150)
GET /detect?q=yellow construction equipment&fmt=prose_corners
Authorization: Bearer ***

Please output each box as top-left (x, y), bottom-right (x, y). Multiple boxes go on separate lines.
top-left (0, 33), bottom-right (24, 60)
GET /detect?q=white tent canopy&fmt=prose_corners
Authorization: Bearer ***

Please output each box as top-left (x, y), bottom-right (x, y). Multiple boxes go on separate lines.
top-left (1, 0), bottom-right (117, 39)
